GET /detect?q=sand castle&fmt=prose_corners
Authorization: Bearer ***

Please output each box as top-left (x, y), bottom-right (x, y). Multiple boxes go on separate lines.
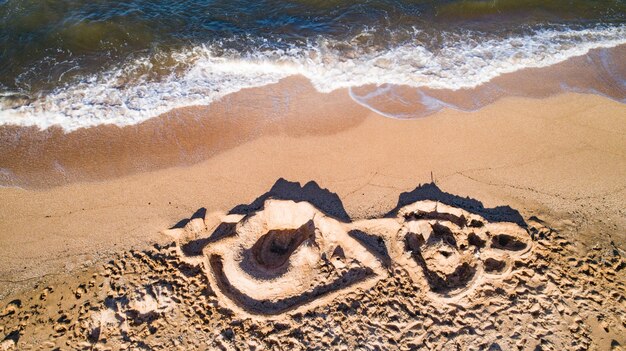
top-left (164, 198), bottom-right (533, 318)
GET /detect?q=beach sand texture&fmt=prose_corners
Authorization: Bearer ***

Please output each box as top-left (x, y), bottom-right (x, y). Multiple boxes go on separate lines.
top-left (0, 190), bottom-right (624, 350)
top-left (0, 78), bottom-right (625, 349)
top-left (2, 0), bottom-right (626, 348)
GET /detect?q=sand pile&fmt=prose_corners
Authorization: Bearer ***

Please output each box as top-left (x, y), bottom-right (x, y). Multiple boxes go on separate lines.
top-left (1, 196), bottom-right (624, 350)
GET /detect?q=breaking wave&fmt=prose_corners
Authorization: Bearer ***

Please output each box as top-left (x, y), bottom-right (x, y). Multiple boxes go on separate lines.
top-left (0, 24), bottom-right (625, 131)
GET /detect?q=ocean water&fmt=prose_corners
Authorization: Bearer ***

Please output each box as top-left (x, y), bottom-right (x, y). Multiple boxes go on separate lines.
top-left (0, 0), bottom-right (625, 131)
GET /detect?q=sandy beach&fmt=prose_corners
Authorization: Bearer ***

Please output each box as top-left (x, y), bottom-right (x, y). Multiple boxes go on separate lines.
top-left (1, 72), bottom-right (625, 349)
top-left (2, 0), bottom-right (626, 348)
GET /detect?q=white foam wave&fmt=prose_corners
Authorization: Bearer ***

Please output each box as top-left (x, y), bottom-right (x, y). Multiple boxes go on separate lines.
top-left (1, 24), bottom-right (625, 131)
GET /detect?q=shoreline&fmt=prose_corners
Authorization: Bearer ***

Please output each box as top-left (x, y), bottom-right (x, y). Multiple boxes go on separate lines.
top-left (1, 44), bottom-right (625, 189)
top-left (0, 76), bottom-right (368, 188)
top-left (0, 43), bottom-right (625, 134)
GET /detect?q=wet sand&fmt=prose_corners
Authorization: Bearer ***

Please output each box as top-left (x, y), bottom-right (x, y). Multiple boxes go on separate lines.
top-left (1, 45), bottom-right (625, 189)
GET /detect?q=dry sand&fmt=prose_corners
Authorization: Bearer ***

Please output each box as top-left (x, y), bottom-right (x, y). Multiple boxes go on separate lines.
top-left (0, 75), bottom-right (625, 350)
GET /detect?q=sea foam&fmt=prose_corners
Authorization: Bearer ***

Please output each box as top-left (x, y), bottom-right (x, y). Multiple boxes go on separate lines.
top-left (0, 24), bottom-right (625, 131)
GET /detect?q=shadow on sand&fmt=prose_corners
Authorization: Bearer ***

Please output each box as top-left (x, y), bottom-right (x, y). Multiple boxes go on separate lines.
top-left (228, 178), bottom-right (351, 221)
top-left (169, 178), bottom-right (526, 257)
top-left (385, 182), bottom-right (526, 226)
